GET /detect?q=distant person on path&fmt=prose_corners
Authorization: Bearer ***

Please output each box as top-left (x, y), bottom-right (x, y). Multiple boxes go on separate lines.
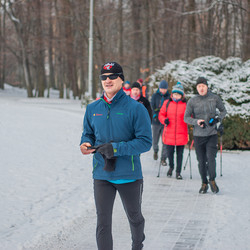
top-left (80, 62), bottom-right (152, 250)
top-left (158, 82), bottom-right (188, 179)
top-left (137, 78), bottom-right (148, 99)
top-left (184, 77), bottom-right (227, 193)
top-left (151, 80), bottom-right (170, 165)
top-left (123, 80), bottom-right (131, 95)
top-left (130, 82), bottom-right (153, 122)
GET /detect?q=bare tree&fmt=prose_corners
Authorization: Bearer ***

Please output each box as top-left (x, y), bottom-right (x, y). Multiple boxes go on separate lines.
top-left (1, 0), bottom-right (248, 98)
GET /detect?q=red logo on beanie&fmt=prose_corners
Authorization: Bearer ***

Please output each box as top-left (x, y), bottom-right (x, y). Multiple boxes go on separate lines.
top-left (103, 63), bottom-right (115, 70)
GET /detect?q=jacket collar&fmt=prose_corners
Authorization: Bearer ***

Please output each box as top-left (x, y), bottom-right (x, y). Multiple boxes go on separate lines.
top-left (101, 88), bottom-right (126, 104)
top-left (157, 89), bottom-right (169, 97)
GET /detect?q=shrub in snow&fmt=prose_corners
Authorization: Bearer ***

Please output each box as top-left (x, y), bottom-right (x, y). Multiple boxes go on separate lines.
top-left (149, 56), bottom-right (250, 149)
top-left (222, 115), bottom-right (250, 150)
top-left (149, 56), bottom-right (250, 118)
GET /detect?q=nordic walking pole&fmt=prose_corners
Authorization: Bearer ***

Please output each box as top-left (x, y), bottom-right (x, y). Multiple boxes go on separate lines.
top-left (157, 161), bottom-right (162, 177)
top-left (184, 140), bottom-right (194, 170)
top-left (189, 140), bottom-right (194, 179)
top-left (218, 123), bottom-right (224, 177)
top-left (183, 140), bottom-right (190, 170)
top-left (183, 151), bottom-right (189, 170)
top-left (220, 135), bottom-right (223, 176)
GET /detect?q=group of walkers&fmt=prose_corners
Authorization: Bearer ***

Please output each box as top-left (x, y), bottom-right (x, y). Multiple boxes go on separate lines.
top-left (80, 61), bottom-right (227, 250)
top-left (151, 77), bottom-right (227, 191)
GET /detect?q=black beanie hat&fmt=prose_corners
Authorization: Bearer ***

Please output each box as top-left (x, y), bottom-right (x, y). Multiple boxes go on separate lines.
top-left (131, 82), bottom-right (141, 89)
top-left (196, 77), bottom-right (208, 86)
top-left (100, 62), bottom-right (124, 81)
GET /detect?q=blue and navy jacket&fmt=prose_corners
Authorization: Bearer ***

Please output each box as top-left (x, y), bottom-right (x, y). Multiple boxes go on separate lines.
top-left (151, 89), bottom-right (170, 125)
top-left (80, 89), bottom-right (152, 180)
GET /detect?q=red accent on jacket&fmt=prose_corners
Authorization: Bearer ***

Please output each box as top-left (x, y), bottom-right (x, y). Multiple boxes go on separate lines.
top-left (158, 99), bottom-right (188, 146)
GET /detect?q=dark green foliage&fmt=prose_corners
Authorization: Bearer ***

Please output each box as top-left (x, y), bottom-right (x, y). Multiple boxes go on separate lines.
top-left (221, 115), bottom-right (250, 150)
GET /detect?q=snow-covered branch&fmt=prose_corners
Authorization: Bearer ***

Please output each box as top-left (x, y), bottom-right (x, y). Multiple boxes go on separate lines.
top-left (149, 56), bottom-right (250, 118)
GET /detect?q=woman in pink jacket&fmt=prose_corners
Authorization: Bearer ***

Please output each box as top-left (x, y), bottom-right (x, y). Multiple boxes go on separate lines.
top-left (158, 82), bottom-right (188, 179)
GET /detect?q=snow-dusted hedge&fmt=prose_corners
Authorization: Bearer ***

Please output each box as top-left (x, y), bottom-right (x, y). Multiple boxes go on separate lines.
top-left (149, 56), bottom-right (250, 118)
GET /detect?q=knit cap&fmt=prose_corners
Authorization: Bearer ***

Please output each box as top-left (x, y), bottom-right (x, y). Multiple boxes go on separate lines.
top-left (172, 82), bottom-right (184, 96)
top-left (137, 78), bottom-right (143, 84)
top-left (131, 82), bottom-right (141, 89)
top-left (196, 77), bottom-right (208, 86)
top-left (100, 62), bottom-right (124, 81)
top-left (159, 80), bottom-right (168, 89)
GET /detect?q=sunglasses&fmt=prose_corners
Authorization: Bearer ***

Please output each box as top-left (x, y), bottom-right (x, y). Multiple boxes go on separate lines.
top-left (99, 73), bottom-right (122, 81)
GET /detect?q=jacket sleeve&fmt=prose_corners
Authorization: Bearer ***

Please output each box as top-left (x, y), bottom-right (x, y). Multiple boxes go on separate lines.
top-left (151, 93), bottom-right (160, 121)
top-left (158, 99), bottom-right (168, 125)
top-left (111, 103), bottom-right (152, 156)
top-left (80, 105), bottom-right (96, 146)
top-left (216, 95), bottom-right (227, 120)
top-left (151, 93), bottom-right (156, 110)
top-left (184, 99), bottom-right (197, 126)
top-left (145, 99), bottom-right (153, 122)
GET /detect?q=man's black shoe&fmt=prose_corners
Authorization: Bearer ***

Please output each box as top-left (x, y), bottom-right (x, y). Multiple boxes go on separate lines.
top-left (161, 159), bottom-right (167, 166)
top-left (167, 168), bottom-right (173, 177)
top-left (153, 152), bottom-right (158, 160)
top-left (176, 173), bottom-right (183, 180)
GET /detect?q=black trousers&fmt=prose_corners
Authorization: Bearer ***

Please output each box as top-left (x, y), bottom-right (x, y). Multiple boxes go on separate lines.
top-left (194, 135), bottom-right (218, 184)
top-left (152, 124), bottom-right (167, 160)
top-left (94, 179), bottom-right (145, 250)
top-left (166, 145), bottom-right (184, 173)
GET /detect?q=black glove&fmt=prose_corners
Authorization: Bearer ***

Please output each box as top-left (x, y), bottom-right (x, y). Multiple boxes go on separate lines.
top-left (95, 143), bottom-right (114, 159)
top-left (164, 118), bottom-right (169, 126)
top-left (199, 121), bottom-right (206, 129)
top-left (217, 123), bottom-right (224, 135)
top-left (101, 154), bottom-right (117, 172)
top-left (95, 143), bottom-right (116, 172)
top-left (209, 116), bottom-right (220, 126)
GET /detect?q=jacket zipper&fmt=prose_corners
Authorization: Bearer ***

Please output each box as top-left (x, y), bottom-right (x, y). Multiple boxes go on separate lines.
top-left (131, 155), bottom-right (135, 171)
top-left (92, 155), bottom-right (98, 173)
top-left (175, 102), bottom-right (178, 145)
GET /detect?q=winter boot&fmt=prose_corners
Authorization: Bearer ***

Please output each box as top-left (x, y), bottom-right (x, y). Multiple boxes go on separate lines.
top-left (209, 180), bottom-right (219, 193)
top-left (167, 168), bottom-right (173, 177)
top-left (176, 173), bottom-right (183, 180)
top-left (153, 152), bottom-right (158, 160)
top-left (199, 183), bottom-right (209, 194)
top-left (160, 159), bottom-right (167, 166)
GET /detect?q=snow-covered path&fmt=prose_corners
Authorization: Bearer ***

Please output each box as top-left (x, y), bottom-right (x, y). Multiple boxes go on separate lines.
top-left (25, 151), bottom-right (250, 250)
top-left (0, 93), bottom-right (250, 250)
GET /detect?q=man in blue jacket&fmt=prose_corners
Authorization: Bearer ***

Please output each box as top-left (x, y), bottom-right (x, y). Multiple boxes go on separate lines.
top-left (80, 62), bottom-right (152, 250)
top-left (151, 80), bottom-right (170, 165)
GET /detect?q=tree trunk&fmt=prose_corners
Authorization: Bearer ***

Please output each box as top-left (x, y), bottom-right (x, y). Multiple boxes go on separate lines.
top-left (187, 0), bottom-right (196, 61)
top-left (0, 0), bottom-right (7, 89)
top-left (141, 0), bottom-right (150, 81)
top-left (34, 0), bottom-right (46, 97)
top-left (131, 0), bottom-right (142, 79)
top-left (118, 0), bottom-right (124, 64)
top-left (242, 0), bottom-right (250, 60)
top-left (48, 0), bottom-right (56, 93)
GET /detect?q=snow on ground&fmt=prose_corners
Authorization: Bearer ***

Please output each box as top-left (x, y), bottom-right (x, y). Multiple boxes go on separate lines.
top-left (0, 85), bottom-right (250, 250)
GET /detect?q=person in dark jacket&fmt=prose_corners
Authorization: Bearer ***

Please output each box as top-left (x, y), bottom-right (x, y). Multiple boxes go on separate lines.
top-left (150, 80), bottom-right (170, 164)
top-left (80, 62), bottom-right (152, 250)
top-left (158, 82), bottom-right (188, 179)
top-left (184, 77), bottom-right (227, 194)
top-left (130, 82), bottom-right (153, 122)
